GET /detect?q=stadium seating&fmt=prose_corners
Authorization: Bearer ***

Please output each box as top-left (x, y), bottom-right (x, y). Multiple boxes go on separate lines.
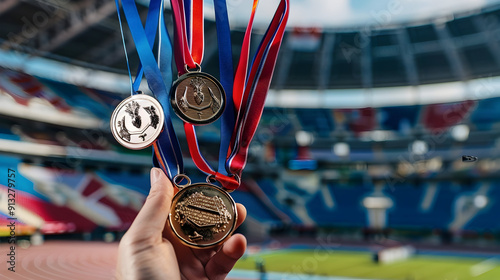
top-left (2, 60), bottom-right (500, 238)
top-left (3, 67), bottom-right (500, 144)
top-left (231, 191), bottom-right (282, 224)
top-left (387, 183), bottom-right (456, 229)
top-left (463, 182), bottom-right (500, 231)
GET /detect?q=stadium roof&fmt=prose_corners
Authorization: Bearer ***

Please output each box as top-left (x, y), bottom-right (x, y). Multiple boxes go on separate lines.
top-left (3, 0), bottom-right (500, 101)
top-left (206, 0), bottom-right (500, 29)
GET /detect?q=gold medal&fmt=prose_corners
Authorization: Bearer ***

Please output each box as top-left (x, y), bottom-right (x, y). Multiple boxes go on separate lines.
top-left (170, 66), bottom-right (225, 125)
top-left (110, 92), bottom-right (164, 150)
top-left (169, 175), bottom-right (237, 248)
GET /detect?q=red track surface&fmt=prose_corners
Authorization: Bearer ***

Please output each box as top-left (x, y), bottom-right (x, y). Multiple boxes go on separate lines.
top-left (0, 241), bottom-right (251, 280)
top-left (0, 241), bottom-right (118, 280)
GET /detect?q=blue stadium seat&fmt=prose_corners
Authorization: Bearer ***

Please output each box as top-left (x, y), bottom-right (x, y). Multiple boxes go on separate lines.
top-left (306, 184), bottom-right (366, 227)
top-left (387, 183), bottom-right (456, 229)
top-left (464, 184), bottom-right (500, 231)
top-left (231, 191), bottom-right (281, 223)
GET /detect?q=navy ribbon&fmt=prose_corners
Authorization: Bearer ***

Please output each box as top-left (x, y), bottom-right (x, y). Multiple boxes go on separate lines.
top-left (118, 0), bottom-right (183, 178)
top-left (214, 0), bottom-right (235, 176)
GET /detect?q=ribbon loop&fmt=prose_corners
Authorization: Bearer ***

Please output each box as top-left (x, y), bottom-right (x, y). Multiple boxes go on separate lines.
top-left (184, 63), bottom-right (202, 73)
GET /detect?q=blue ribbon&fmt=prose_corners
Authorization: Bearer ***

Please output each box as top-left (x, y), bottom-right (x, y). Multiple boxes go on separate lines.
top-left (114, 0), bottom-right (133, 93)
top-left (213, 0), bottom-right (235, 176)
top-left (184, 0), bottom-right (191, 47)
top-left (131, 0), bottom-right (161, 93)
top-left (119, 0), bottom-right (183, 178)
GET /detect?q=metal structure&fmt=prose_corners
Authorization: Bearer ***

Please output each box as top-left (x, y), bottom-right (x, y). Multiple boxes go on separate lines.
top-left (0, 1), bottom-right (500, 86)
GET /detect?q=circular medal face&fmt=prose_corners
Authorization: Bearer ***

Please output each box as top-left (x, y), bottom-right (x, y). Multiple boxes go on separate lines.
top-left (169, 183), bottom-right (237, 248)
top-left (170, 72), bottom-right (225, 125)
top-left (110, 94), bottom-right (164, 150)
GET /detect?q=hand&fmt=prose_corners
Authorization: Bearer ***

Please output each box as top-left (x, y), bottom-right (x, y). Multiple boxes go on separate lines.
top-left (115, 168), bottom-right (247, 280)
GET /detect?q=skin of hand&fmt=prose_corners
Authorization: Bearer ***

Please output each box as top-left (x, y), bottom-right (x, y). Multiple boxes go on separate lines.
top-left (115, 167), bottom-right (247, 280)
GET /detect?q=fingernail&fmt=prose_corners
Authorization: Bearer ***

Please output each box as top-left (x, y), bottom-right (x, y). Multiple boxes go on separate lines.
top-left (150, 168), bottom-right (162, 186)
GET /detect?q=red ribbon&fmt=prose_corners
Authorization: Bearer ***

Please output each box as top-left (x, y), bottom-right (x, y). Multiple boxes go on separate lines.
top-left (227, 0), bottom-right (289, 184)
top-left (171, 0), bottom-right (203, 72)
top-left (172, 0), bottom-right (289, 190)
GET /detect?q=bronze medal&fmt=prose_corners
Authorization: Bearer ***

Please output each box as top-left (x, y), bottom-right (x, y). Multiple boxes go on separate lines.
top-left (169, 181), bottom-right (237, 248)
top-left (110, 93), bottom-right (164, 150)
top-left (170, 71), bottom-right (225, 125)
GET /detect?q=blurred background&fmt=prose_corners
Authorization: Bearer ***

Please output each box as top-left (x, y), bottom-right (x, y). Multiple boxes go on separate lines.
top-left (0, 0), bottom-right (500, 279)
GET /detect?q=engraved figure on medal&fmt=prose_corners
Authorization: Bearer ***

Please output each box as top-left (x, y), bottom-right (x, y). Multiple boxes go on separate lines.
top-left (169, 176), bottom-right (237, 248)
top-left (110, 93), bottom-right (164, 150)
top-left (171, 67), bottom-right (225, 125)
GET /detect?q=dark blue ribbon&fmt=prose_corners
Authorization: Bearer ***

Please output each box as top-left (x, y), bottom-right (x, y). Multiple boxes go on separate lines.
top-left (119, 0), bottom-right (183, 178)
top-left (213, 0), bottom-right (235, 176)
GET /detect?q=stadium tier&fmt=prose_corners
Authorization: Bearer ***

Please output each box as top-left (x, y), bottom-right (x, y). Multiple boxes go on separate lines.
top-left (2, 65), bottom-right (500, 237)
top-left (3, 147), bottom-right (500, 237)
top-left (3, 67), bottom-right (500, 142)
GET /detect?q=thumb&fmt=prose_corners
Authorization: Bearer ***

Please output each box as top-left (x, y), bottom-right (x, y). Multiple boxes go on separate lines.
top-left (126, 167), bottom-right (175, 240)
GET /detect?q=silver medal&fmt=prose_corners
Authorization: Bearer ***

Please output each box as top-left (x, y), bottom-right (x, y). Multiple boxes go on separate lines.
top-left (110, 93), bottom-right (164, 150)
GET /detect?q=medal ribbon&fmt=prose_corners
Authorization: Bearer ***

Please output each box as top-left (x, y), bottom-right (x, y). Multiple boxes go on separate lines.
top-left (119, 0), bottom-right (183, 179)
top-left (171, 0), bottom-right (289, 190)
top-left (171, 0), bottom-right (204, 72)
top-left (227, 0), bottom-right (289, 178)
top-left (171, 0), bottom-right (237, 187)
top-left (115, 0), bottom-right (159, 94)
top-left (213, 0), bottom-right (235, 179)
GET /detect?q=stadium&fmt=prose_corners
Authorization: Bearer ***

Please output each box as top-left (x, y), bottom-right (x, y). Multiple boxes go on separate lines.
top-left (0, 0), bottom-right (500, 279)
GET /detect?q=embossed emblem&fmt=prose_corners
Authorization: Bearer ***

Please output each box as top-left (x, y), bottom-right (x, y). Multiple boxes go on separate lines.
top-left (175, 192), bottom-right (232, 241)
top-left (110, 94), bottom-right (164, 150)
top-left (171, 72), bottom-right (225, 125)
top-left (169, 183), bottom-right (237, 248)
top-left (125, 100), bottom-right (142, 128)
top-left (190, 77), bottom-right (205, 105)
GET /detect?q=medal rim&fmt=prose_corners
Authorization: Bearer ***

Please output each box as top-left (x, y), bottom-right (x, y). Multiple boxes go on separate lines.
top-left (110, 94), bottom-right (165, 150)
top-left (170, 72), bottom-right (226, 125)
top-left (168, 183), bottom-right (237, 249)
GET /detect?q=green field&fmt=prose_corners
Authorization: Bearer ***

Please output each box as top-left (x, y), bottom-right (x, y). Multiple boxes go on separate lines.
top-left (234, 249), bottom-right (500, 280)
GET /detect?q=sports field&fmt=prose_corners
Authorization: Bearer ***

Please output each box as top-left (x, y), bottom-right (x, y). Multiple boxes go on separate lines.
top-left (234, 250), bottom-right (500, 280)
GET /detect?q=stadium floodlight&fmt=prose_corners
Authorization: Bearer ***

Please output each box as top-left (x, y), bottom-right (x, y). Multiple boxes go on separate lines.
top-left (295, 130), bottom-right (314, 146)
top-left (451, 124), bottom-right (470, 142)
top-left (333, 142), bottom-right (350, 157)
top-left (363, 195), bottom-right (394, 230)
top-left (370, 130), bottom-right (393, 142)
top-left (427, 157), bottom-right (443, 172)
top-left (363, 196), bottom-right (394, 209)
top-left (411, 140), bottom-right (428, 155)
top-left (473, 195), bottom-right (488, 208)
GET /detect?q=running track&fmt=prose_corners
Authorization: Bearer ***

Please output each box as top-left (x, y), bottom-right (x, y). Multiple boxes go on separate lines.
top-left (0, 241), bottom-right (118, 280)
top-left (0, 241), bottom-right (368, 280)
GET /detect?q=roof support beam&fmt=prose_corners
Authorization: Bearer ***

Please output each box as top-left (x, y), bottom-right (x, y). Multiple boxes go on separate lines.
top-left (434, 23), bottom-right (467, 80)
top-left (361, 32), bottom-right (373, 88)
top-left (4, 0), bottom-right (117, 53)
top-left (82, 6), bottom-right (153, 67)
top-left (317, 33), bottom-right (335, 90)
top-left (24, 0), bottom-right (126, 33)
top-left (396, 29), bottom-right (419, 85)
top-left (472, 15), bottom-right (500, 69)
top-left (37, 1), bottom-right (117, 52)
